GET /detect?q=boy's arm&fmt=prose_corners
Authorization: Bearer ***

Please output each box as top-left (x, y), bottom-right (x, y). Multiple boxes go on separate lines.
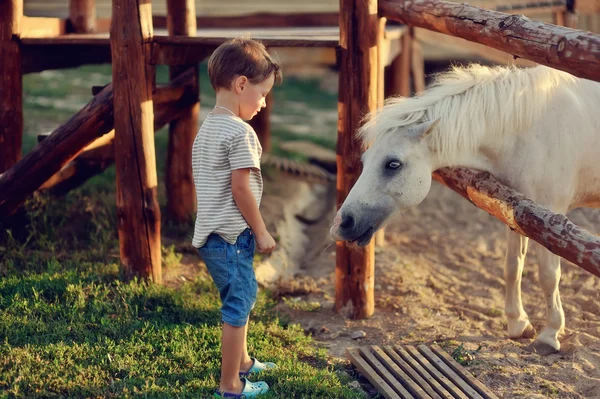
top-left (231, 168), bottom-right (275, 253)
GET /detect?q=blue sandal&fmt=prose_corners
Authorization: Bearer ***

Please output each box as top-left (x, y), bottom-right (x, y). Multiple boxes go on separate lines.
top-left (213, 377), bottom-right (269, 398)
top-left (239, 358), bottom-right (277, 377)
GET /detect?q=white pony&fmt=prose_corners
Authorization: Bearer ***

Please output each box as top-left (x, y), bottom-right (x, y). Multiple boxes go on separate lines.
top-left (330, 64), bottom-right (600, 354)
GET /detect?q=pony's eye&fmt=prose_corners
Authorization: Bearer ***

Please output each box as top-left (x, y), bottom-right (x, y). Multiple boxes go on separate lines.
top-left (386, 160), bottom-right (402, 170)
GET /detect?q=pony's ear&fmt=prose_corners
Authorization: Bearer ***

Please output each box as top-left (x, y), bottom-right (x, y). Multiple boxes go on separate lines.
top-left (407, 118), bottom-right (440, 141)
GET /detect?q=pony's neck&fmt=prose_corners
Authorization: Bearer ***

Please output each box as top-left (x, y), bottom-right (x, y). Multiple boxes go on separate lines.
top-left (429, 138), bottom-right (505, 174)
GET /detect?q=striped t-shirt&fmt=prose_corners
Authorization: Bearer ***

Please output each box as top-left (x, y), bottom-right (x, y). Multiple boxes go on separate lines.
top-left (191, 113), bottom-right (263, 248)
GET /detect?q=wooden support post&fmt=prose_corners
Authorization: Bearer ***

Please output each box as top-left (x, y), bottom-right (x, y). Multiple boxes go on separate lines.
top-left (166, 0), bottom-right (199, 223)
top-left (336, 0), bottom-right (378, 319)
top-left (384, 27), bottom-right (412, 98)
top-left (249, 92), bottom-right (273, 152)
top-left (69, 0), bottom-right (96, 33)
top-left (0, 0), bottom-right (23, 174)
top-left (110, 0), bottom-right (161, 283)
top-left (553, 10), bottom-right (566, 26)
top-left (375, 17), bottom-right (386, 248)
top-left (410, 29), bottom-right (426, 94)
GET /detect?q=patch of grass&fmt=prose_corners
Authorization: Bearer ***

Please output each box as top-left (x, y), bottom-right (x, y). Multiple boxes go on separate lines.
top-left (450, 343), bottom-right (482, 366)
top-left (0, 62), bottom-right (368, 398)
top-left (282, 297), bottom-right (322, 312)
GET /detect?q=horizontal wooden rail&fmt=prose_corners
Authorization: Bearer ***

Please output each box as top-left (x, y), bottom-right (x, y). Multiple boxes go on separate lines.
top-left (379, 0), bottom-right (600, 82)
top-left (432, 168), bottom-right (600, 278)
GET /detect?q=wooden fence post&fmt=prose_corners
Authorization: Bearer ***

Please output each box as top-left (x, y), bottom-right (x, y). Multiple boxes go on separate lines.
top-left (166, 0), bottom-right (199, 222)
top-left (0, 0), bottom-right (23, 174)
top-left (336, 0), bottom-right (378, 319)
top-left (385, 26), bottom-right (412, 98)
top-left (69, 0), bottom-right (96, 33)
top-left (110, 0), bottom-right (162, 283)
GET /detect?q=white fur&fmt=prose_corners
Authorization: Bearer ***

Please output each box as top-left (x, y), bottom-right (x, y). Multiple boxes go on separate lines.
top-left (344, 64), bottom-right (600, 352)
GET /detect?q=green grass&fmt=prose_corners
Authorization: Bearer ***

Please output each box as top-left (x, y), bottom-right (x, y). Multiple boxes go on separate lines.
top-left (0, 63), bottom-right (365, 398)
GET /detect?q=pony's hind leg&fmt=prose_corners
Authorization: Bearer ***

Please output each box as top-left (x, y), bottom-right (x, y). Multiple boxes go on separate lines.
top-left (504, 229), bottom-right (536, 339)
top-left (531, 245), bottom-right (565, 354)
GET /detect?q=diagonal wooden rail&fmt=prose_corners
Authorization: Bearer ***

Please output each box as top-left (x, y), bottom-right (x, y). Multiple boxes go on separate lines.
top-left (433, 168), bottom-right (600, 278)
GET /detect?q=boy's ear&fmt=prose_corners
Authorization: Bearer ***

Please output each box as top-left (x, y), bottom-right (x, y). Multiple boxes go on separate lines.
top-left (234, 75), bottom-right (248, 94)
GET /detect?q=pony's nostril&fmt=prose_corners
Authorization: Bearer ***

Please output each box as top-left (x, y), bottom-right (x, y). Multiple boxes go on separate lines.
top-left (340, 214), bottom-right (354, 230)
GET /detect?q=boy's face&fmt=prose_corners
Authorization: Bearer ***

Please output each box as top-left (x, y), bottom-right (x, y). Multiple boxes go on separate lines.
top-left (238, 73), bottom-right (275, 120)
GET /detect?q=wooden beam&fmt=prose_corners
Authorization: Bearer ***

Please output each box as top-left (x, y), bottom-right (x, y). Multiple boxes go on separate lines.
top-left (166, 0), bottom-right (199, 223)
top-left (69, 0), bottom-right (96, 33)
top-left (0, 70), bottom-right (197, 218)
top-left (432, 168), bottom-right (600, 278)
top-left (21, 16), bottom-right (67, 38)
top-left (336, 0), bottom-right (378, 320)
top-left (0, 0), bottom-right (23, 175)
top-left (248, 92), bottom-right (273, 152)
top-left (154, 12), bottom-right (340, 29)
top-left (379, 0), bottom-right (600, 83)
top-left (110, 0), bottom-right (161, 282)
top-left (22, 43), bottom-right (112, 74)
top-left (385, 27), bottom-right (411, 98)
top-left (40, 96), bottom-right (198, 194)
top-left (0, 85), bottom-right (114, 220)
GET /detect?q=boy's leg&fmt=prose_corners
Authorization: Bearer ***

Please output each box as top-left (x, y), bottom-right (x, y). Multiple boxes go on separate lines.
top-left (240, 320), bottom-right (253, 372)
top-left (221, 322), bottom-right (245, 394)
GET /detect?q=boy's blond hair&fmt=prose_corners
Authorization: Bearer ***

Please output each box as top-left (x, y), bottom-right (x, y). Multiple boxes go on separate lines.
top-left (208, 38), bottom-right (282, 92)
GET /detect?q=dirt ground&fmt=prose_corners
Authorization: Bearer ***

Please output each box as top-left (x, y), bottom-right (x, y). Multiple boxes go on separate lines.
top-left (166, 167), bottom-right (600, 399)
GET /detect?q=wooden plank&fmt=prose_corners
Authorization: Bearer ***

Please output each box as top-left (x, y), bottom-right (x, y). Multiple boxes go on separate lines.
top-left (432, 167), bottom-right (600, 278)
top-left (166, 0), bottom-right (199, 223)
top-left (430, 345), bottom-right (500, 399)
top-left (155, 12), bottom-right (340, 28)
top-left (379, 0), bottom-right (600, 83)
top-left (405, 346), bottom-right (470, 399)
top-left (372, 347), bottom-right (432, 399)
top-left (22, 43), bottom-right (112, 74)
top-left (336, 0), bottom-right (377, 320)
top-left (395, 346), bottom-right (454, 399)
top-left (110, 0), bottom-right (162, 283)
top-left (347, 348), bottom-right (402, 399)
top-left (248, 92), bottom-right (273, 152)
top-left (69, 0), bottom-right (96, 33)
top-left (0, 0), bottom-right (23, 175)
top-left (360, 347), bottom-right (414, 398)
top-left (417, 346), bottom-right (484, 399)
top-left (21, 16), bottom-right (67, 37)
top-left (383, 347), bottom-right (444, 399)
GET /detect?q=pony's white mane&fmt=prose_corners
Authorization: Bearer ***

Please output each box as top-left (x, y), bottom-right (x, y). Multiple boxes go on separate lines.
top-left (358, 64), bottom-right (577, 163)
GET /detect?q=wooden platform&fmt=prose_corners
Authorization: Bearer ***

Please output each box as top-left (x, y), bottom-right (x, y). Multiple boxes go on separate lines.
top-left (347, 344), bottom-right (500, 399)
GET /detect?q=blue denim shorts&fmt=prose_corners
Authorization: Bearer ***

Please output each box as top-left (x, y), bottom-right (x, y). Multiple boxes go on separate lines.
top-left (197, 229), bottom-right (257, 327)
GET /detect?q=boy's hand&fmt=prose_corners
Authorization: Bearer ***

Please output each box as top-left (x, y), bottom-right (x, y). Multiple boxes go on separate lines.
top-left (255, 230), bottom-right (276, 254)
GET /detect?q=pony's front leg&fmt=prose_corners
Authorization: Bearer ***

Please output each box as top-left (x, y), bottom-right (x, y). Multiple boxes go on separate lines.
top-left (504, 229), bottom-right (535, 339)
top-left (531, 245), bottom-right (565, 354)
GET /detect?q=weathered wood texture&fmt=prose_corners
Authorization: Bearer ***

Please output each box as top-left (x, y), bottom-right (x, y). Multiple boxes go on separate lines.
top-left (165, 0), bottom-right (199, 222)
top-left (0, 76), bottom-right (197, 220)
top-left (155, 12), bottom-right (340, 29)
top-left (69, 0), bottom-right (96, 33)
top-left (432, 168), bottom-right (600, 278)
top-left (348, 344), bottom-right (500, 399)
top-left (110, 0), bottom-right (161, 282)
top-left (21, 16), bottom-right (67, 37)
top-left (384, 27), bottom-right (411, 98)
top-left (0, 0), bottom-right (23, 175)
top-left (0, 85), bottom-right (114, 220)
top-left (38, 89), bottom-right (198, 194)
top-left (248, 92), bottom-right (273, 152)
top-left (379, 0), bottom-right (600, 82)
top-left (336, 0), bottom-right (378, 319)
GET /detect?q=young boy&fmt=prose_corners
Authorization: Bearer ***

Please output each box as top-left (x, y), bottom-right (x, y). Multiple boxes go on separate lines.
top-left (191, 38), bottom-right (282, 398)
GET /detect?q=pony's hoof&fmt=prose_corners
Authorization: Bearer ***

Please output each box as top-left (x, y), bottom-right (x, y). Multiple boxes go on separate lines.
top-left (525, 340), bottom-right (560, 356)
top-left (508, 319), bottom-right (536, 339)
